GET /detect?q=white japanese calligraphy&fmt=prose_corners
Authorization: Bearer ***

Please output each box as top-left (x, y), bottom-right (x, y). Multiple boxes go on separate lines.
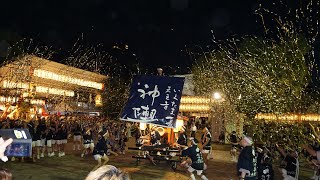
top-left (132, 107), bottom-right (141, 118)
top-left (173, 94), bottom-right (178, 101)
top-left (147, 85), bottom-right (160, 106)
top-left (170, 105), bottom-right (177, 115)
top-left (137, 89), bottom-right (147, 99)
top-left (137, 84), bottom-right (160, 106)
top-left (160, 101), bottom-right (169, 110)
top-left (166, 94), bottom-right (170, 101)
top-left (132, 105), bottom-right (157, 120)
top-left (166, 86), bottom-right (171, 93)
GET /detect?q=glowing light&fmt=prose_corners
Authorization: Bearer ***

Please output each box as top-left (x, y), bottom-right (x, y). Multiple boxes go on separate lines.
top-left (36, 85), bottom-right (74, 97)
top-left (179, 104), bottom-right (211, 112)
top-left (213, 92), bottom-right (221, 100)
top-left (0, 96), bottom-right (45, 105)
top-left (33, 69), bottom-right (104, 90)
top-left (95, 94), bottom-right (102, 107)
top-left (140, 123), bottom-right (146, 130)
top-left (255, 113), bottom-right (320, 122)
top-left (3, 80), bottom-right (28, 89)
top-left (0, 96), bottom-right (18, 103)
top-left (180, 96), bottom-right (211, 104)
top-left (2, 80), bottom-right (74, 97)
top-left (174, 119), bottom-right (184, 132)
top-left (29, 99), bottom-right (46, 105)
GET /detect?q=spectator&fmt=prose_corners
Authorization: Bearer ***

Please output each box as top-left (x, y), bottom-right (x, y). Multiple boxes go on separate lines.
top-left (190, 122), bottom-right (197, 138)
top-left (0, 168), bottom-right (12, 180)
top-left (85, 165), bottom-right (129, 180)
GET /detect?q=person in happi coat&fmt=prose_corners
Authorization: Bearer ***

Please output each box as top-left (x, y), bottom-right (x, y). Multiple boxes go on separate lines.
top-left (256, 145), bottom-right (274, 180)
top-left (237, 135), bottom-right (257, 180)
top-left (92, 132), bottom-right (109, 170)
top-left (181, 137), bottom-right (209, 180)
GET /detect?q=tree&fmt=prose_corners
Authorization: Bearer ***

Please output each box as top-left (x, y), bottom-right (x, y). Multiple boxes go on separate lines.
top-left (192, 34), bottom-right (312, 116)
top-left (102, 75), bottom-right (130, 119)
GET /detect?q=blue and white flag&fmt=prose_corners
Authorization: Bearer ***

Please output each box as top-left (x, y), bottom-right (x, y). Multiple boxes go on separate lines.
top-left (120, 75), bottom-right (185, 128)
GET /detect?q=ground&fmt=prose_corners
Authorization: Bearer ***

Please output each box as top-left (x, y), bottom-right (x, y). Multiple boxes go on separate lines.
top-left (0, 138), bottom-right (314, 180)
top-left (2, 150), bottom-right (238, 180)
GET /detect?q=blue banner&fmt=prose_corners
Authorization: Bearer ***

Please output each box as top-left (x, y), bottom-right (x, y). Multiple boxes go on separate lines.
top-left (120, 75), bottom-right (185, 128)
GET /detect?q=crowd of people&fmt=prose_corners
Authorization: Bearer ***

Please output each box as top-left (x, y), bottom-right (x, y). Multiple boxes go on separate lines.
top-left (226, 121), bottom-right (320, 180)
top-left (4, 114), bottom-right (320, 179)
top-left (0, 114), bottom-right (213, 180)
top-left (0, 115), bottom-right (134, 170)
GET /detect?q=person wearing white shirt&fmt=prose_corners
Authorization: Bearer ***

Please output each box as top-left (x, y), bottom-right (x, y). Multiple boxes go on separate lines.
top-left (190, 122), bottom-right (197, 138)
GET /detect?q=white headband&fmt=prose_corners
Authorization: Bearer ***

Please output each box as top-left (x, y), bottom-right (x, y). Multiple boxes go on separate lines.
top-left (243, 136), bottom-right (253, 145)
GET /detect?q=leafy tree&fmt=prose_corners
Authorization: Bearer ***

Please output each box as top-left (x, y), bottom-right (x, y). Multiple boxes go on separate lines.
top-left (192, 34), bottom-right (312, 116)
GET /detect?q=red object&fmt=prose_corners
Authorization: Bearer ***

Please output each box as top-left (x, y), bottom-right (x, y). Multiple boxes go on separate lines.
top-left (41, 107), bottom-right (49, 117)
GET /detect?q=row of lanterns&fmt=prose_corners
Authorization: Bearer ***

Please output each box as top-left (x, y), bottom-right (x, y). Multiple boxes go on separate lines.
top-left (255, 113), bottom-right (320, 122)
top-left (33, 69), bottom-right (104, 90)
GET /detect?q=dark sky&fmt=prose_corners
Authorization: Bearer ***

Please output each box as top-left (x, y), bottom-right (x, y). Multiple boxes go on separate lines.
top-left (1, 0), bottom-right (258, 73)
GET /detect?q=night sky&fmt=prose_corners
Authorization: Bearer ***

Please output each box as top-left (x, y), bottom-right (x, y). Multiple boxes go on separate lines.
top-left (1, 0), bottom-right (259, 73)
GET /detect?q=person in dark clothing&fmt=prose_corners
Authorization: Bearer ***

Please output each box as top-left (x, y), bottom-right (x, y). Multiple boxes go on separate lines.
top-left (38, 120), bottom-right (47, 158)
top-left (256, 147), bottom-right (274, 180)
top-left (135, 128), bottom-right (144, 156)
top-left (118, 132), bottom-right (127, 155)
top-left (13, 120), bottom-right (22, 129)
top-left (82, 128), bottom-right (94, 158)
top-left (219, 131), bottom-right (225, 144)
top-left (190, 122), bottom-right (197, 138)
top-left (45, 124), bottom-right (54, 157)
top-left (150, 130), bottom-right (161, 146)
top-left (59, 124), bottom-right (68, 157)
top-left (92, 132), bottom-right (109, 170)
top-left (237, 135), bottom-right (257, 180)
top-left (51, 122), bottom-right (58, 157)
top-left (34, 121), bottom-right (42, 160)
top-left (73, 123), bottom-right (82, 151)
top-left (181, 137), bottom-right (209, 180)
top-left (1, 119), bottom-right (11, 129)
top-left (230, 131), bottom-right (239, 162)
top-left (178, 128), bottom-right (192, 170)
top-left (201, 127), bottom-right (212, 166)
top-left (27, 120), bottom-right (40, 161)
top-left (55, 125), bottom-right (64, 157)
top-left (276, 144), bottom-right (299, 180)
top-left (177, 127), bottom-right (188, 147)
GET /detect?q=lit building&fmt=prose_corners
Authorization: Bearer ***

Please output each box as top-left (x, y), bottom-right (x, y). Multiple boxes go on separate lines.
top-left (173, 74), bottom-right (243, 142)
top-left (0, 55), bottom-right (107, 118)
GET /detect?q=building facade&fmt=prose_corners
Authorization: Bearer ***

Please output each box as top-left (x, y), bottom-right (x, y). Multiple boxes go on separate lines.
top-left (0, 55), bottom-right (107, 119)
